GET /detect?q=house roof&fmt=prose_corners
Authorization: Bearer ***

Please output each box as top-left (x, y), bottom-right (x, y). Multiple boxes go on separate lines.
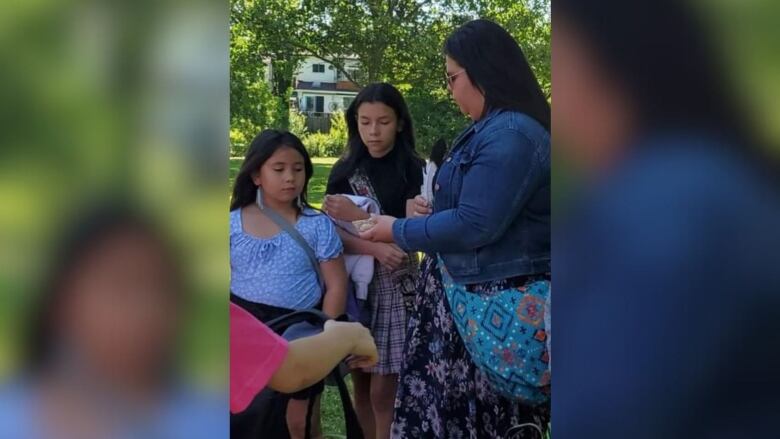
top-left (336, 81), bottom-right (361, 92)
top-left (296, 80), bottom-right (360, 93)
top-left (297, 80), bottom-right (337, 91)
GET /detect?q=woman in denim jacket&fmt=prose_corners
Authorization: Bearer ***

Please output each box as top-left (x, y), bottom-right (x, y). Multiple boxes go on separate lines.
top-left (361, 19), bottom-right (551, 439)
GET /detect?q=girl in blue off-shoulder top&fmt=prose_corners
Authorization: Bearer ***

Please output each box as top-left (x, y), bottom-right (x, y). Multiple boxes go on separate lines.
top-left (229, 129), bottom-right (347, 439)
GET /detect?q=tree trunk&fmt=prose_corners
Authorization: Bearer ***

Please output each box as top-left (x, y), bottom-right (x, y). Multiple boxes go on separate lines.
top-left (271, 58), bottom-right (296, 130)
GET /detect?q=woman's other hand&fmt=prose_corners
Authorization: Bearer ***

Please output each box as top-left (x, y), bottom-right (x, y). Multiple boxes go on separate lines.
top-left (408, 195), bottom-right (432, 218)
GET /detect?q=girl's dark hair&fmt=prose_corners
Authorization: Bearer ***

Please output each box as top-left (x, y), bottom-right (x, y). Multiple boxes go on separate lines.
top-left (230, 130), bottom-right (315, 212)
top-left (444, 19), bottom-right (551, 131)
top-left (26, 203), bottom-right (182, 373)
top-left (553, 0), bottom-right (750, 142)
top-left (330, 83), bottom-right (424, 184)
top-left (430, 138), bottom-right (448, 167)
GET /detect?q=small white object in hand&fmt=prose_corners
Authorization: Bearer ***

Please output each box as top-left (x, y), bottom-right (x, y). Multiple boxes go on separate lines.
top-left (421, 160), bottom-right (437, 205)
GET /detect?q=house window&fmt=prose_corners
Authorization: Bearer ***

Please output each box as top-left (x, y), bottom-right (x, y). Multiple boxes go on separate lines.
top-left (315, 96), bottom-right (325, 113)
top-left (337, 68), bottom-right (359, 82)
top-left (304, 96), bottom-right (314, 111)
top-left (312, 64), bottom-right (325, 73)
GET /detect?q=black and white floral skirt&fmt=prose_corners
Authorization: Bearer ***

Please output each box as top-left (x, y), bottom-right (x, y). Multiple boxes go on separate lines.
top-left (391, 256), bottom-right (550, 439)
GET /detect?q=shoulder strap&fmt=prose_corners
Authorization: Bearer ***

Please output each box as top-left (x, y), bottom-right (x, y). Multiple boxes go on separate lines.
top-left (259, 205), bottom-right (325, 293)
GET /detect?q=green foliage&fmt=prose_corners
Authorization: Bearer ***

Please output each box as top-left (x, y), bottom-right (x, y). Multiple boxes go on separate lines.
top-left (229, 1), bottom-right (304, 155)
top-left (479, 0), bottom-right (551, 97)
top-left (328, 111), bottom-right (349, 149)
top-left (231, 0), bottom-right (551, 159)
top-left (407, 87), bottom-right (469, 157)
top-left (230, 18), bottom-right (270, 156)
top-left (288, 110), bottom-right (309, 138)
top-left (301, 131), bottom-right (346, 158)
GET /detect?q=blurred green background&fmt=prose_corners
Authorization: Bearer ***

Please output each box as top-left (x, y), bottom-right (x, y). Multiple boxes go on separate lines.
top-left (0, 0), bottom-right (229, 389)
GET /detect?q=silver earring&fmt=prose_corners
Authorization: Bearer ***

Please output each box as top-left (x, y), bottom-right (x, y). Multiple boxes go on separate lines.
top-left (256, 187), bottom-right (265, 209)
top-left (297, 195), bottom-right (304, 210)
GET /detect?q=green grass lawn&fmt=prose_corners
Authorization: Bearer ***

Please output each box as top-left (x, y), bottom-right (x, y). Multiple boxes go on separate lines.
top-left (230, 156), bottom-right (349, 436)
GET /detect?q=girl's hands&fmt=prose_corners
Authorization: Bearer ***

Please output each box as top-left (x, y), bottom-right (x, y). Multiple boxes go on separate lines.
top-left (371, 242), bottom-right (407, 271)
top-left (323, 195), bottom-right (369, 222)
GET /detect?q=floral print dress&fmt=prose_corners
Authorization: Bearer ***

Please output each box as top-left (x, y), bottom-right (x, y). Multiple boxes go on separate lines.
top-left (391, 257), bottom-right (550, 439)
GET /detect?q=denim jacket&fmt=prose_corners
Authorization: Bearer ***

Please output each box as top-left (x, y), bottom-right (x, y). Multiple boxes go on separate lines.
top-left (393, 109), bottom-right (550, 283)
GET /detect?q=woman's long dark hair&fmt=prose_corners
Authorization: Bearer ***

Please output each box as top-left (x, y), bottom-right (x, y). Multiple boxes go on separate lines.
top-left (230, 129), bottom-right (315, 212)
top-left (553, 0), bottom-right (749, 143)
top-left (444, 19), bottom-right (551, 131)
top-left (329, 83), bottom-right (424, 185)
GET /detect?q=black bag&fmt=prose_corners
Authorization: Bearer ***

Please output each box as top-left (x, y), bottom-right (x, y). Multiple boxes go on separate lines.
top-left (230, 309), bottom-right (364, 439)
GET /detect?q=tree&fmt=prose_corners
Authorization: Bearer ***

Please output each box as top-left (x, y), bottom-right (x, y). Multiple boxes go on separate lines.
top-left (231, 0), bottom-right (306, 141)
top-left (230, 8), bottom-right (274, 152)
top-left (479, 0), bottom-right (551, 97)
top-left (230, 0), bottom-right (551, 156)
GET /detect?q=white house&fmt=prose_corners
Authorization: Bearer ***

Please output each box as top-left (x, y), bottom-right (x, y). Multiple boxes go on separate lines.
top-left (291, 56), bottom-right (361, 115)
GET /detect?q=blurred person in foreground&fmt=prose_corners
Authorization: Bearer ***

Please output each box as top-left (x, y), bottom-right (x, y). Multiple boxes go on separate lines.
top-left (553, 0), bottom-right (780, 438)
top-left (0, 204), bottom-right (224, 439)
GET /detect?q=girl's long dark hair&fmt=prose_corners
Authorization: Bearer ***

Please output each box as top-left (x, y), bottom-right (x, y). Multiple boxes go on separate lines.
top-left (430, 138), bottom-right (448, 167)
top-left (444, 19), bottom-right (551, 131)
top-left (329, 83), bottom-right (424, 185)
top-left (230, 130), bottom-right (315, 212)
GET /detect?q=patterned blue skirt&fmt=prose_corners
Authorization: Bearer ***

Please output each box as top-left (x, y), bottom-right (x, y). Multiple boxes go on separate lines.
top-left (391, 256), bottom-right (550, 439)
